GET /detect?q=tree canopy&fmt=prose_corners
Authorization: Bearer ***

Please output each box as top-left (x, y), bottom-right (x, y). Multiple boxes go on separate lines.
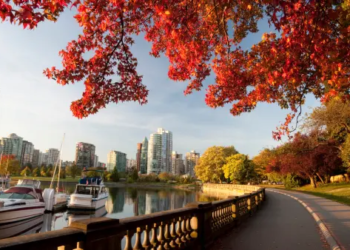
top-left (1, 0), bottom-right (349, 136)
top-left (223, 154), bottom-right (255, 183)
top-left (0, 155), bottom-right (21, 175)
top-left (195, 146), bottom-right (238, 183)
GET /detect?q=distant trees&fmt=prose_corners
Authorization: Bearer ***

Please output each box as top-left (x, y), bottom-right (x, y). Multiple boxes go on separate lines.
top-left (32, 167), bottom-right (41, 177)
top-left (20, 167), bottom-right (31, 177)
top-left (40, 166), bottom-right (47, 177)
top-left (0, 155), bottom-right (21, 175)
top-left (223, 154), bottom-right (256, 183)
top-left (195, 146), bottom-right (238, 183)
top-left (194, 146), bottom-right (257, 184)
top-left (110, 167), bottom-right (120, 182)
top-left (255, 131), bottom-right (344, 188)
top-left (66, 165), bottom-right (81, 179)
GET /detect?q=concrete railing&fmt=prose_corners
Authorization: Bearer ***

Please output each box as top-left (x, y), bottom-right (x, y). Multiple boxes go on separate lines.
top-left (0, 186), bottom-right (265, 250)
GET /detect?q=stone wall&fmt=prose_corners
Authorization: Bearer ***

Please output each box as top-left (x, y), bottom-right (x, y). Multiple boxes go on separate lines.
top-left (203, 183), bottom-right (261, 197)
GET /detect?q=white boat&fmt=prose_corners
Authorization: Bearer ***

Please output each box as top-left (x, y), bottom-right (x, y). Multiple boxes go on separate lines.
top-left (0, 179), bottom-right (45, 224)
top-left (68, 173), bottom-right (108, 211)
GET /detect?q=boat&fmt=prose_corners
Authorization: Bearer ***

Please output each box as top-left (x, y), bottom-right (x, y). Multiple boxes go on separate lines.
top-left (68, 170), bottom-right (108, 211)
top-left (0, 179), bottom-right (45, 224)
top-left (43, 133), bottom-right (69, 212)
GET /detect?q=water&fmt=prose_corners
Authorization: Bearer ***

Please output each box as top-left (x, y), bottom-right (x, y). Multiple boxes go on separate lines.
top-left (0, 181), bottom-right (219, 240)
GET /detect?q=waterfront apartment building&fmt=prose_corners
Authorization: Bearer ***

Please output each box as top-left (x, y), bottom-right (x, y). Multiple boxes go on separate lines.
top-left (47, 148), bottom-right (60, 166)
top-left (147, 133), bottom-right (162, 174)
top-left (75, 142), bottom-right (96, 169)
top-left (184, 150), bottom-right (200, 177)
top-left (136, 143), bottom-right (142, 172)
top-left (140, 137), bottom-right (148, 174)
top-left (94, 155), bottom-right (99, 167)
top-left (32, 149), bottom-right (40, 168)
top-left (107, 151), bottom-right (127, 172)
top-left (147, 128), bottom-right (173, 174)
top-left (171, 151), bottom-right (184, 175)
top-left (20, 140), bottom-right (34, 166)
top-left (0, 133), bottom-right (24, 162)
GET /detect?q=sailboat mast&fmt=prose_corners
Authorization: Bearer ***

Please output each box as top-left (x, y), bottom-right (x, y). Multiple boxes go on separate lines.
top-left (49, 133), bottom-right (65, 189)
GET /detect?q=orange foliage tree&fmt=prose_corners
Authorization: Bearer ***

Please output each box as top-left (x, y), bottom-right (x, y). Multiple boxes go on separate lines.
top-left (1, 0), bottom-right (349, 137)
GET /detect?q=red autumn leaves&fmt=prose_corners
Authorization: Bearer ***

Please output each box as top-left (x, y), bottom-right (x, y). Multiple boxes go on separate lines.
top-left (1, 0), bottom-right (349, 138)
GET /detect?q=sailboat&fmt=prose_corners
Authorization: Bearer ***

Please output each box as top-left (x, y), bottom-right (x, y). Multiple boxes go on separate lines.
top-left (43, 134), bottom-right (68, 212)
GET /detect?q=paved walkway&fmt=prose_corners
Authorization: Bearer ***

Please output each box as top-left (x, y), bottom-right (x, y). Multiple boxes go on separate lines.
top-left (279, 189), bottom-right (350, 250)
top-left (213, 190), bottom-right (329, 250)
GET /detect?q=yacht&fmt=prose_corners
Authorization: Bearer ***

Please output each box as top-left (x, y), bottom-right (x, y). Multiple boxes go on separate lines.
top-left (0, 179), bottom-right (45, 224)
top-left (68, 174), bottom-right (108, 211)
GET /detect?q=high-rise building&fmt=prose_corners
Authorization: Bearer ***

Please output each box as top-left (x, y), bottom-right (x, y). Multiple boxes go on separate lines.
top-left (147, 128), bottom-right (173, 174)
top-left (32, 149), bottom-right (40, 168)
top-left (171, 151), bottom-right (184, 175)
top-left (47, 148), bottom-right (60, 166)
top-left (184, 150), bottom-right (200, 177)
top-left (40, 152), bottom-right (49, 166)
top-left (21, 141), bottom-right (34, 166)
top-left (147, 133), bottom-right (162, 174)
top-left (158, 128), bottom-right (173, 173)
top-left (75, 142), bottom-right (95, 169)
top-left (0, 133), bottom-right (23, 162)
top-left (140, 137), bottom-right (148, 174)
top-left (136, 143), bottom-right (142, 172)
top-left (107, 151), bottom-right (127, 172)
top-left (94, 155), bottom-right (99, 167)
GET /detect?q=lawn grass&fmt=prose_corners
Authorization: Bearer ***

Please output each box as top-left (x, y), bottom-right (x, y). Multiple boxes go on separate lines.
top-left (294, 182), bottom-right (350, 206)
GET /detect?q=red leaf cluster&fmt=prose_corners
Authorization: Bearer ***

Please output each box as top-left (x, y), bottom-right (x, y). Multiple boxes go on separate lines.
top-left (1, 0), bottom-right (349, 132)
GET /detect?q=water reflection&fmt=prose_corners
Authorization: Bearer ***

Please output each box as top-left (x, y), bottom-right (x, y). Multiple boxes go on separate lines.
top-left (1, 185), bottom-right (219, 240)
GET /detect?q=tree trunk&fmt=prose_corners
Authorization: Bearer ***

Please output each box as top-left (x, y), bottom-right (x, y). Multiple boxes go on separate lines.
top-left (309, 176), bottom-right (317, 188)
top-left (324, 174), bottom-right (331, 184)
top-left (316, 173), bottom-right (325, 184)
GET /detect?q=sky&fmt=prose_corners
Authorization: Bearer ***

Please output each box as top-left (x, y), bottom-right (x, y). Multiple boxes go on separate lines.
top-left (0, 10), bottom-right (320, 163)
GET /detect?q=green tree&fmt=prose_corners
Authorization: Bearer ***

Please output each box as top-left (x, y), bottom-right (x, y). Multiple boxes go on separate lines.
top-left (158, 172), bottom-right (172, 182)
top-left (0, 155), bottom-right (21, 175)
top-left (25, 162), bottom-right (33, 170)
top-left (40, 166), bottom-right (47, 177)
top-left (20, 167), bottom-right (32, 177)
top-left (46, 166), bottom-right (53, 177)
top-left (130, 168), bottom-right (139, 182)
top-left (195, 146), bottom-right (238, 183)
top-left (32, 167), bottom-right (41, 177)
top-left (223, 154), bottom-right (255, 183)
top-left (110, 167), bottom-right (120, 182)
top-left (59, 169), bottom-right (66, 179)
top-left (66, 165), bottom-right (81, 179)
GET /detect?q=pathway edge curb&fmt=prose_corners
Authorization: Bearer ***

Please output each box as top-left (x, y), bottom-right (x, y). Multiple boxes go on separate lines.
top-left (269, 189), bottom-right (342, 250)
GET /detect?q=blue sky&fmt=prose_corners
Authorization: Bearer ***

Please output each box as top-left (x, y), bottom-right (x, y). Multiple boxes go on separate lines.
top-left (0, 10), bottom-right (320, 163)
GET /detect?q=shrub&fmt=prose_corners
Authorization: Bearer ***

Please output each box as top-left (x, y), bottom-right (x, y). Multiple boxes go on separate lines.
top-left (284, 174), bottom-right (300, 189)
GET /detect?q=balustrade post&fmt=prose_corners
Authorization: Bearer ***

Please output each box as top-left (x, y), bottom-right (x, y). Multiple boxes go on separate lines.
top-left (69, 217), bottom-right (122, 250)
top-left (185, 202), bottom-right (212, 250)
